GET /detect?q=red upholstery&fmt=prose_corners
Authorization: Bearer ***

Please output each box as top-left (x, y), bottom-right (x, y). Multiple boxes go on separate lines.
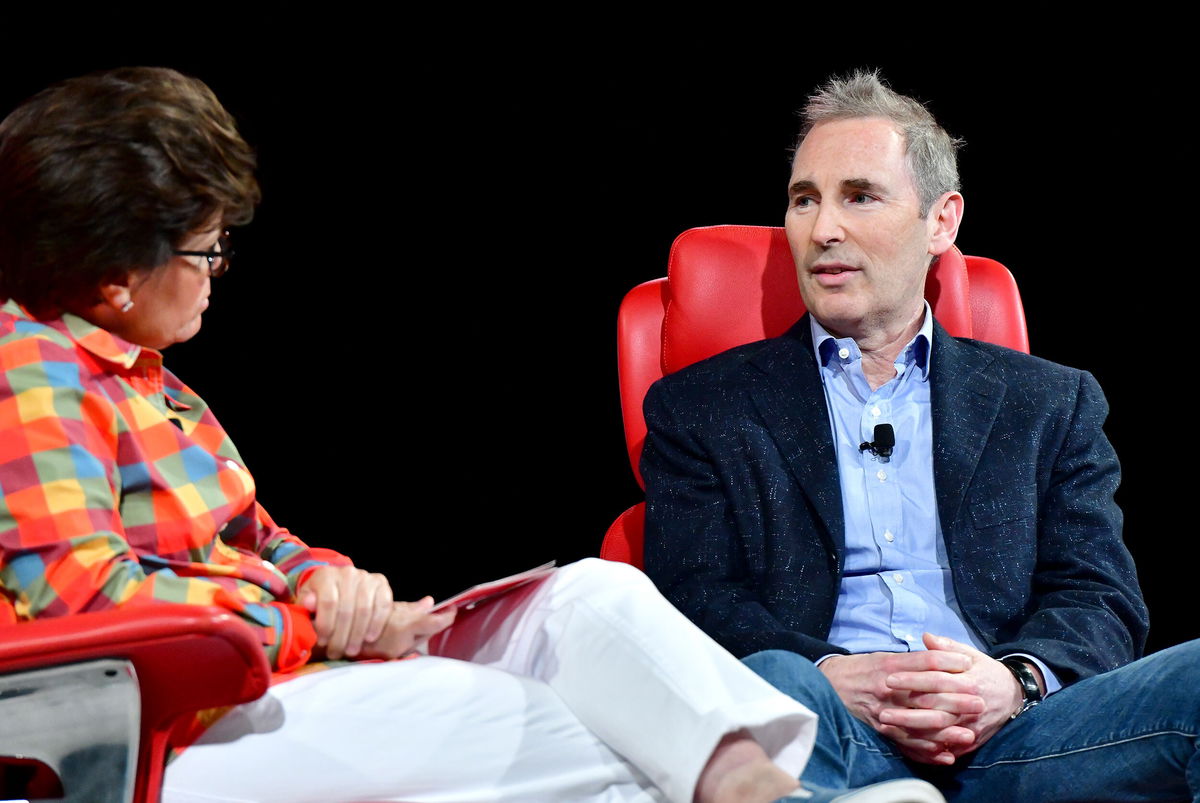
top-left (602, 225), bottom-right (1028, 569)
top-left (0, 606), bottom-right (270, 803)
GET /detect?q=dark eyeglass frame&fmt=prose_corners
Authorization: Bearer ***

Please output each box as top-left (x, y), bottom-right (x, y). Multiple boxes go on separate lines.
top-left (173, 231), bottom-right (234, 277)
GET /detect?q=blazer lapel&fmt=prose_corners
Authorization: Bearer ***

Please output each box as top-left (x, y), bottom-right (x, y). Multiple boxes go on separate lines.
top-left (746, 318), bottom-right (846, 559)
top-left (931, 323), bottom-right (1006, 542)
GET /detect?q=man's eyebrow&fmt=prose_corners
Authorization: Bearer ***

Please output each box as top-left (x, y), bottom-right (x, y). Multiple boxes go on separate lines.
top-left (843, 178), bottom-right (883, 193)
top-left (788, 178), bottom-right (886, 197)
top-left (788, 179), bottom-right (817, 197)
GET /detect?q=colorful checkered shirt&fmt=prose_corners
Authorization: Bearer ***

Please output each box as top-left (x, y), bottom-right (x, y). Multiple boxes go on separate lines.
top-left (0, 299), bottom-right (350, 669)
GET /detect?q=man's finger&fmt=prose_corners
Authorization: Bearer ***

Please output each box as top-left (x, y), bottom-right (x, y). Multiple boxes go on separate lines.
top-left (888, 734), bottom-right (958, 767)
top-left (905, 691), bottom-right (986, 715)
top-left (924, 632), bottom-right (979, 656)
top-left (887, 670), bottom-right (980, 695)
top-left (882, 649), bottom-right (972, 674)
top-left (878, 724), bottom-right (979, 763)
top-left (878, 706), bottom-right (960, 730)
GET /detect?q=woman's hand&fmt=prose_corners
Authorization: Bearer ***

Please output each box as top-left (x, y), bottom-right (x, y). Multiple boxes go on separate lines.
top-left (356, 598), bottom-right (457, 660)
top-left (298, 566), bottom-right (395, 659)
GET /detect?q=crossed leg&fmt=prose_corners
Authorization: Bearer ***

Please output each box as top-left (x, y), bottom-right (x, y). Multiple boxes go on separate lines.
top-left (164, 559), bottom-right (816, 802)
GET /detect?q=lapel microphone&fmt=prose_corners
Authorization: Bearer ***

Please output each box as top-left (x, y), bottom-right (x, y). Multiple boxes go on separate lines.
top-left (859, 423), bottom-right (895, 461)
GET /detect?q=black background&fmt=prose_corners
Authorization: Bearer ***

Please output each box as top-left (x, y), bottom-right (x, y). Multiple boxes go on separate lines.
top-left (3, 10), bottom-right (1191, 653)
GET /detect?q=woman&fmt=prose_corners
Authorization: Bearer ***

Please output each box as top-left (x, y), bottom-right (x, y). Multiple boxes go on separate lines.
top-left (0, 68), bottom-right (941, 803)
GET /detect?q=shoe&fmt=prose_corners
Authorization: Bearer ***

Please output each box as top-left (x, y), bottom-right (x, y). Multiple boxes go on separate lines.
top-left (779, 778), bottom-right (946, 803)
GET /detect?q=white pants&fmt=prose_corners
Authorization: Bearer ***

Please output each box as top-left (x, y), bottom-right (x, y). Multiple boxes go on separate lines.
top-left (163, 559), bottom-right (816, 803)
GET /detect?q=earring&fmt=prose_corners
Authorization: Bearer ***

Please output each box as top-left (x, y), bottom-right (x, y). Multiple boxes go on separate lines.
top-left (120, 300), bottom-right (134, 313)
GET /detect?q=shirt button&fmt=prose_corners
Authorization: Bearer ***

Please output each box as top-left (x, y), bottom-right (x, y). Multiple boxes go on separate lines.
top-left (904, 633), bottom-right (914, 642)
top-left (224, 459), bottom-right (240, 470)
top-left (877, 469), bottom-right (887, 481)
top-left (893, 573), bottom-right (904, 583)
top-left (871, 406), bottom-right (881, 417)
top-left (884, 530), bottom-right (895, 542)
top-left (838, 347), bottom-right (850, 359)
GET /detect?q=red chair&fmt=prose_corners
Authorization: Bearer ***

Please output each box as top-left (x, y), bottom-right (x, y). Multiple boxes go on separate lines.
top-left (0, 606), bottom-right (270, 803)
top-left (601, 225), bottom-right (1028, 569)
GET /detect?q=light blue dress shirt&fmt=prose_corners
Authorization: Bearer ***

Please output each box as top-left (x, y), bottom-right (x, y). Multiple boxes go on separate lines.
top-left (812, 306), bottom-right (1059, 692)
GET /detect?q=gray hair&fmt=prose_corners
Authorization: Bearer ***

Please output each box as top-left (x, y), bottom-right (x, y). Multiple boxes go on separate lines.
top-left (797, 69), bottom-right (962, 215)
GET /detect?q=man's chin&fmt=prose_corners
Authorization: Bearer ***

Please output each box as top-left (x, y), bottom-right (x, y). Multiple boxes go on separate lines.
top-left (804, 304), bottom-right (867, 339)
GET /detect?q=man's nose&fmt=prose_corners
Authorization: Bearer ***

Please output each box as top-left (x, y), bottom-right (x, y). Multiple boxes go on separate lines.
top-left (810, 203), bottom-right (845, 247)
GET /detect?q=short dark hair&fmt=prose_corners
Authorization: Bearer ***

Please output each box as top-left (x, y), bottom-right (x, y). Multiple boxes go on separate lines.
top-left (797, 69), bottom-right (961, 215)
top-left (0, 67), bottom-right (261, 315)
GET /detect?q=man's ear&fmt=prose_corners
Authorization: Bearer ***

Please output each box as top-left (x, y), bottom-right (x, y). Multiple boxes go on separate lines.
top-left (926, 191), bottom-right (964, 257)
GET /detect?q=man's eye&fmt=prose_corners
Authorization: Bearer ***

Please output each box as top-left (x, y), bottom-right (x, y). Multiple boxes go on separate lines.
top-left (848, 193), bottom-right (874, 204)
top-left (792, 195), bottom-right (815, 208)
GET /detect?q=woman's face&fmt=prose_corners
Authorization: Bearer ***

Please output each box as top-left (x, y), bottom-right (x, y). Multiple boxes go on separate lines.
top-left (116, 223), bottom-right (220, 350)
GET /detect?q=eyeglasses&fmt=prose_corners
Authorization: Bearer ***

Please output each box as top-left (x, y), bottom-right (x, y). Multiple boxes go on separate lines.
top-left (173, 231), bottom-right (234, 277)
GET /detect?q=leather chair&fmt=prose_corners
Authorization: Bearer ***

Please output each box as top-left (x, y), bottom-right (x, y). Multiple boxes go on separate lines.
top-left (0, 606), bottom-right (270, 803)
top-left (601, 224), bottom-right (1028, 568)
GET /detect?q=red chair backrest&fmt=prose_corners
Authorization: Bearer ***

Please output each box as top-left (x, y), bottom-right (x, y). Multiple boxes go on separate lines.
top-left (603, 224), bottom-right (1028, 568)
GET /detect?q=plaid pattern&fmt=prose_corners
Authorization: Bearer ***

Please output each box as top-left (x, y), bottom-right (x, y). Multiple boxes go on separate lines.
top-left (0, 299), bottom-right (350, 668)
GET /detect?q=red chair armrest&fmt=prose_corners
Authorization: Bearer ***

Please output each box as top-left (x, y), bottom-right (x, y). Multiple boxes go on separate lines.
top-left (0, 605), bottom-right (269, 717)
top-left (0, 606), bottom-right (270, 803)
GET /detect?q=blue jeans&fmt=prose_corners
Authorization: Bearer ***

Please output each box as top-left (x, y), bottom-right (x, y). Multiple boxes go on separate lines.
top-left (744, 640), bottom-right (1200, 802)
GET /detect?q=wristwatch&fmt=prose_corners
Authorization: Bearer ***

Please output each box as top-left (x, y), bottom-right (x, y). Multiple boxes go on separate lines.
top-left (1000, 657), bottom-right (1043, 718)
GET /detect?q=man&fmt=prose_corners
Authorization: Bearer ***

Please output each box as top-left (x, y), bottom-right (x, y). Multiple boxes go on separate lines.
top-left (642, 70), bottom-right (1199, 800)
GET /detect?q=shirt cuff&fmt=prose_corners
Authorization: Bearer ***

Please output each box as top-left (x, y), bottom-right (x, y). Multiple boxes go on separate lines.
top-left (271, 602), bottom-right (318, 673)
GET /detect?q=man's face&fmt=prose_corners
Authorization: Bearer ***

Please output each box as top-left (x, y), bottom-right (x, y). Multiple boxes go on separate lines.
top-left (785, 117), bottom-right (953, 342)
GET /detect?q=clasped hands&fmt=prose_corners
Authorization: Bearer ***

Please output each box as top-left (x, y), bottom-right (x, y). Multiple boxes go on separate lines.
top-left (297, 566), bottom-right (456, 660)
top-left (818, 633), bottom-right (1026, 766)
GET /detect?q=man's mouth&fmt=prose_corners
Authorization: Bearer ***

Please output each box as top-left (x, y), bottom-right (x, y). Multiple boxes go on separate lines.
top-left (810, 263), bottom-right (859, 285)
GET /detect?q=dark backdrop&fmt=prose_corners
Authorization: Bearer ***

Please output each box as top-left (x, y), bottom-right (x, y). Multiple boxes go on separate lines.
top-left (3, 10), bottom-right (1190, 653)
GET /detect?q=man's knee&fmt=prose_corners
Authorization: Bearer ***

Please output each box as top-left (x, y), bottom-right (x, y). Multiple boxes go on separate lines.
top-left (1139, 638), bottom-right (1200, 695)
top-left (741, 650), bottom-right (842, 712)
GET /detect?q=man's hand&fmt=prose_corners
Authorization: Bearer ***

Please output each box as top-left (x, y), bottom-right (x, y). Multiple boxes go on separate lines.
top-left (876, 634), bottom-right (1025, 764)
top-left (818, 644), bottom-right (983, 765)
top-left (356, 598), bottom-right (457, 660)
top-left (298, 566), bottom-right (395, 659)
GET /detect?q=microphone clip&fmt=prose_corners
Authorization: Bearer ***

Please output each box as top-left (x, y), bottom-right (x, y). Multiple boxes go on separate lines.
top-left (858, 423), bottom-right (895, 462)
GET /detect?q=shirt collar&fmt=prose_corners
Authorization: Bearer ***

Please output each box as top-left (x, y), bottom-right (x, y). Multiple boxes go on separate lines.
top-left (810, 301), bottom-right (934, 380)
top-left (2, 298), bottom-right (151, 371)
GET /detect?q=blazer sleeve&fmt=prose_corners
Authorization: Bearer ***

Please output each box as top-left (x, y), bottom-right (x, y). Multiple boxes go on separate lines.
top-left (641, 378), bottom-right (847, 662)
top-left (985, 370), bottom-right (1148, 683)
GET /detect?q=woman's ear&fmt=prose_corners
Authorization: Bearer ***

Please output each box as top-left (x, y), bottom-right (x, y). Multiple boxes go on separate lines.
top-left (96, 275), bottom-right (134, 312)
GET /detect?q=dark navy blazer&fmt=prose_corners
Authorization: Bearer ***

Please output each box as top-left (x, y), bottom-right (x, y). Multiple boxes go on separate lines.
top-left (642, 316), bottom-right (1148, 685)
